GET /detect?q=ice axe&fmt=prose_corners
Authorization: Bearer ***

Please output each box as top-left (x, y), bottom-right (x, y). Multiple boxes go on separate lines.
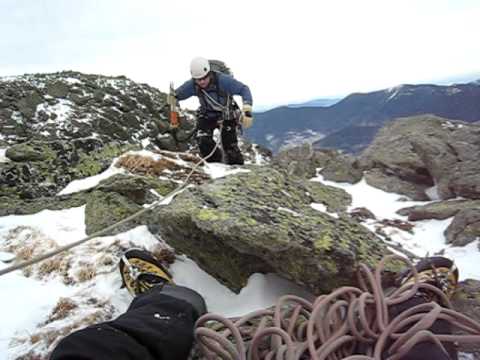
top-left (168, 82), bottom-right (180, 129)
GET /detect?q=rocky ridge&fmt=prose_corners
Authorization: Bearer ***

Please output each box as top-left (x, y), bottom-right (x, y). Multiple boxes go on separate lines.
top-left (1, 72), bottom-right (480, 359)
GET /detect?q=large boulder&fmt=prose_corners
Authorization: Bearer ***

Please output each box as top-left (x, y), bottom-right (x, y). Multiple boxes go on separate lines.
top-left (359, 115), bottom-right (480, 200)
top-left (273, 143), bottom-right (362, 183)
top-left (84, 174), bottom-right (179, 235)
top-left (149, 166), bottom-right (389, 294)
top-left (444, 209), bottom-right (480, 247)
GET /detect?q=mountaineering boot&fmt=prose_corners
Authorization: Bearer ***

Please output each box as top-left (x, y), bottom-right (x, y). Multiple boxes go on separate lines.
top-left (119, 248), bottom-right (173, 296)
top-left (224, 145), bottom-right (244, 165)
top-left (399, 256), bottom-right (459, 300)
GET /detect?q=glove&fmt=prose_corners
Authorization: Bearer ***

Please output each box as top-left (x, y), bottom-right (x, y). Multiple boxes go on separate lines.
top-left (241, 104), bottom-right (253, 129)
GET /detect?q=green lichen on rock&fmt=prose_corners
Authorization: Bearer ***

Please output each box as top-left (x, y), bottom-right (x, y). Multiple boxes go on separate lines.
top-left (0, 192), bottom-right (88, 217)
top-left (96, 173), bottom-right (177, 204)
top-left (72, 143), bottom-right (137, 178)
top-left (84, 191), bottom-right (144, 236)
top-left (306, 181), bottom-right (352, 212)
top-left (150, 166), bottom-right (389, 294)
top-left (5, 143), bottom-right (50, 162)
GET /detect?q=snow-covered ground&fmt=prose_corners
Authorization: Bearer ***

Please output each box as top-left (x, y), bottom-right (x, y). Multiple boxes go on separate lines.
top-left (0, 158), bottom-right (479, 359)
top-left (311, 175), bottom-right (480, 281)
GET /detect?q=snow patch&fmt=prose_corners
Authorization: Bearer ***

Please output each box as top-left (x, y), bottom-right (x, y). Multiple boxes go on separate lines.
top-left (57, 159), bottom-right (125, 195)
top-left (64, 77), bottom-right (82, 85)
top-left (311, 175), bottom-right (424, 219)
top-left (277, 207), bottom-right (301, 217)
top-left (0, 149), bottom-right (9, 163)
top-left (171, 256), bottom-right (313, 317)
top-left (204, 163), bottom-right (250, 179)
top-left (310, 203), bottom-right (339, 218)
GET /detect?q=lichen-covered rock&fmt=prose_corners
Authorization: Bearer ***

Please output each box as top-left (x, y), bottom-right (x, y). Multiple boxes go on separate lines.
top-left (149, 166), bottom-right (389, 294)
top-left (364, 168), bottom-right (431, 201)
top-left (0, 139), bottom-right (134, 199)
top-left (320, 154), bottom-right (363, 184)
top-left (306, 181), bottom-right (352, 212)
top-left (96, 174), bottom-right (178, 204)
top-left (444, 209), bottom-right (480, 247)
top-left (5, 142), bottom-right (48, 161)
top-left (0, 192), bottom-right (88, 217)
top-left (360, 115), bottom-right (480, 200)
top-left (84, 190), bottom-right (144, 235)
top-left (0, 71), bottom-right (195, 150)
top-left (273, 144), bottom-right (362, 184)
top-left (397, 199), bottom-right (480, 221)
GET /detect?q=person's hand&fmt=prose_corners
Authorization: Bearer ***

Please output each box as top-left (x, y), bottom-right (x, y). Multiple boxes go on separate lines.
top-left (242, 104), bottom-right (253, 129)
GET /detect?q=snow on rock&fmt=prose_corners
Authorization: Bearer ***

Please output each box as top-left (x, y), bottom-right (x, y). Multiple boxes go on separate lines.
top-left (0, 149), bottom-right (8, 163)
top-left (312, 176), bottom-right (423, 219)
top-left (203, 162), bottom-right (250, 179)
top-left (312, 173), bottom-right (480, 281)
top-left (57, 160), bottom-right (125, 195)
top-left (310, 203), bottom-right (339, 218)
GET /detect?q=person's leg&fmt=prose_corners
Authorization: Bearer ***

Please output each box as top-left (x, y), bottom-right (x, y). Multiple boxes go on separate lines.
top-left (221, 120), bottom-right (244, 165)
top-left (51, 285), bottom-right (206, 360)
top-left (196, 115), bottom-right (222, 162)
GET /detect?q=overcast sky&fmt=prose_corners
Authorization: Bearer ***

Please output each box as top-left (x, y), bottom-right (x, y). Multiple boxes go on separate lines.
top-left (1, 0), bottom-right (479, 109)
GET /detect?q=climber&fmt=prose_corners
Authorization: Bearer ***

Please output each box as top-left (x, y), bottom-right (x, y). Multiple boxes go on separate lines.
top-left (174, 57), bottom-right (253, 165)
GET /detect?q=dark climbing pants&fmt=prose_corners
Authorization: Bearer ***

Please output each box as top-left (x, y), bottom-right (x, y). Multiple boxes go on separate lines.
top-left (50, 285), bottom-right (206, 360)
top-left (196, 115), bottom-right (244, 165)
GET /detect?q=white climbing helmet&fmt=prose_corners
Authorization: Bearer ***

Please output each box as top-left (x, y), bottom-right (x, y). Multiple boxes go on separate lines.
top-left (190, 57), bottom-right (210, 79)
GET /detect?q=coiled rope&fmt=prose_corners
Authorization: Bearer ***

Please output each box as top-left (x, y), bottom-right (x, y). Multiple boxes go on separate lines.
top-left (194, 255), bottom-right (480, 360)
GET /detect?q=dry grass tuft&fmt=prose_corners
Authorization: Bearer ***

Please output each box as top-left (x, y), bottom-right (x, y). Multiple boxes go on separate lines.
top-left (116, 154), bottom-right (184, 175)
top-left (46, 298), bottom-right (78, 324)
top-left (151, 247), bottom-right (176, 265)
top-left (38, 258), bottom-right (63, 277)
top-left (115, 154), bottom-right (210, 184)
top-left (75, 264), bottom-right (96, 282)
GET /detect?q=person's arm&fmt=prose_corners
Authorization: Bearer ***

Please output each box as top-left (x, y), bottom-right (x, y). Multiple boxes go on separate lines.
top-left (218, 74), bottom-right (253, 105)
top-left (175, 79), bottom-right (196, 101)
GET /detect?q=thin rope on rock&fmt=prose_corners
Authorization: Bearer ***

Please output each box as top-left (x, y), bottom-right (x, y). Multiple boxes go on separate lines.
top-left (194, 255), bottom-right (480, 360)
top-left (0, 124), bottom-right (224, 277)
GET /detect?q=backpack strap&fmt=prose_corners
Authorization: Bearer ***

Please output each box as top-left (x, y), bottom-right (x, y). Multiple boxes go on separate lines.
top-left (195, 72), bottom-right (233, 115)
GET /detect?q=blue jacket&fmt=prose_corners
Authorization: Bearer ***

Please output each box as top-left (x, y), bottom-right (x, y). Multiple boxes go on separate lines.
top-left (175, 72), bottom-right (252, 119)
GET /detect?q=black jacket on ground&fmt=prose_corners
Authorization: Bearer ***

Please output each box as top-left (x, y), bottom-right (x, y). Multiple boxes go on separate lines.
top-left (50, 285), bottom-right (206, 360)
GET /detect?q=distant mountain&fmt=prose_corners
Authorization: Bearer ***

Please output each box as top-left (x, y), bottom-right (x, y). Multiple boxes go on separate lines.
top-left (288, 98), bottom-right (341, 108)
top-left (247, 81), bottom-right (480, 153)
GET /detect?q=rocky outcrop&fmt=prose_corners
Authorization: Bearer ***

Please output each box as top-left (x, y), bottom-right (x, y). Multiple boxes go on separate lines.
top-left (444, 209), bottom-right (480, 247)
top-left (149, 166), bottom-right (389, 294)
top-left (0, 71), bottom-right (195, 149)
top-left (273, 143), bottom-right (362, 183)
top-left (0, 139), bottom-right (133, 199)
top-left (84, 174), bottom-right (178, 235)
top-left (360, 115), bottom-right (480, 200)
top-left (397, 199), bottom-right (480, 221)
top-left (0, 192), bottom-right (88, 217)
